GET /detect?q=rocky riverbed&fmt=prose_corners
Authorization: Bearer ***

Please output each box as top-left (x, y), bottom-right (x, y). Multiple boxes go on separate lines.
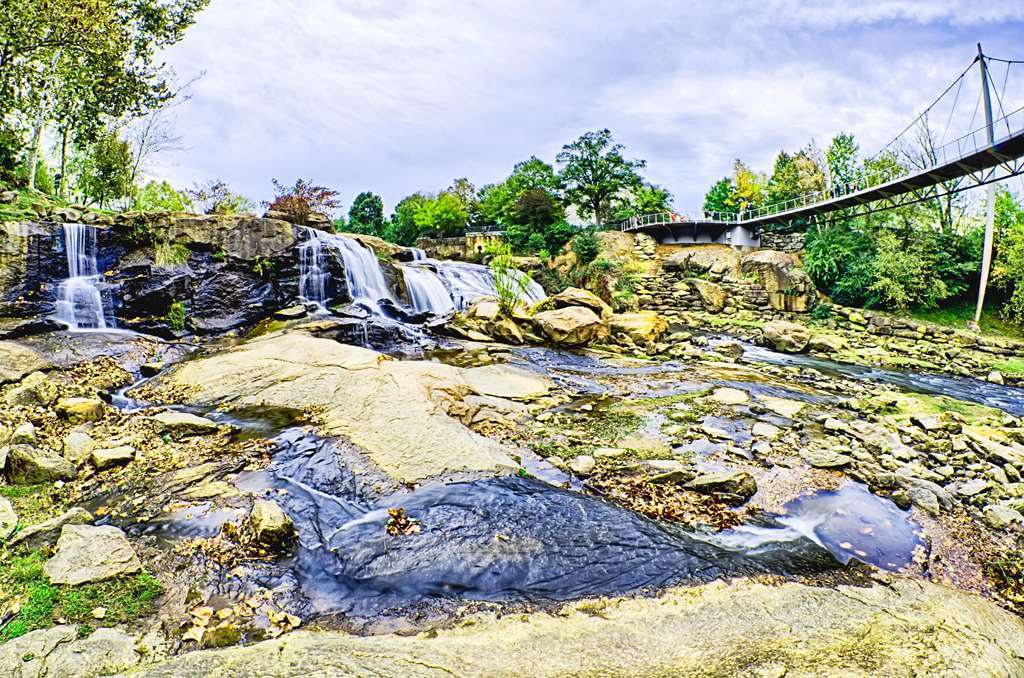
top-left (2, 214), bottom-right (1024, 675)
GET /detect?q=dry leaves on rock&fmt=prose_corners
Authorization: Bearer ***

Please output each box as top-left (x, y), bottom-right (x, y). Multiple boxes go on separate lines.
top-left (588, 471), bottom-right (745, 531)
top-left (385, 507), bottom-right (421, 536)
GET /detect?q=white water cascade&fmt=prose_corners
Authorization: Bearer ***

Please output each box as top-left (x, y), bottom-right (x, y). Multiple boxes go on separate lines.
top-left (297, 228), bottom-right (394, 309)
top-left (433, 260), bottom-right (546, 310)
top-left (401, 265), bottom-right (456, 315)
top-left (54, 223), bottom-right (111, 330)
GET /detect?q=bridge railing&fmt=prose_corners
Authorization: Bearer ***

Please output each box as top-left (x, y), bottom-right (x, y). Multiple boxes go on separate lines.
top-left (739, 105), bottom-right (1024, 222)
top-left (619, 210), bottom-right (740, 230)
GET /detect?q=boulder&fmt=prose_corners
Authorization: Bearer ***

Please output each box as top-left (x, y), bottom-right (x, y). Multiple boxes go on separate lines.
top-left (63, 429), bottom-right (97, 465)
top-left (688, 470), bottom-right (757, 503)
top-left (161, 332), bottom-right (517, 483)
top-left (0, 625), bottom-right (140, 677)
top-left (711, 387), bottom-right (749, 405)
top-left (688, 279), bottom-right (727, 312)
top-left (0, 341), bottom-right (51, 384)
top-left (568, 455), bottom-right (597, 476)
top-left (751, 422), bottom-right (781, 440)
top-left (466, 298), bottom-right (501, 321)
top-left (7, 444), bottom-right (77, 484)
top-left (983, 504), bottom-right (1024, 530)
top-left (0, 497), bottom-right (16, 540)
top-left (10, 508), bottom-right (93, 550)
top-left (662, 246), bottom-right (740, 277)
top-left (762, 320), bottom-right (810, 353)
top-left (610, 311), bottom-right (668, 344)
top-left (759, 396), bottom-right (805, 419)
top-left (11, 421), bottom-right (37, 445)
top-left (740, 250), bottom-right (816, 312)
top-left (91, 445), bottom-right (136, 470)
top-left (56, 397), bottom-right (106, 423)
top-left (463, 364), bottom-right (552, 401)
top-left (129, 579), bottom-right (1024, 676)
top-left (802, 448), bottom-right (852, 469)
top-left (273, 305), bottom-right (308, 320)
top-left (44, 524), bottom-right (142, 585)
top-left (548, 287), bottom-right (612, 320)
top-left (149, 410), bottom-right (221, 438)
top-left (246, 499), bottom-right (295, 551)
top-left (807, 334), bottom-right (845, 354)
top-left (533, 307), bottom-right (609, 346)
top-left (4, 371), bottom-right (60, 406)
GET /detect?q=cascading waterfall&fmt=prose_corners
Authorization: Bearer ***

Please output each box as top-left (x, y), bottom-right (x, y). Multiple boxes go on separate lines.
top-left (296, 227), bottom-right (546, 318)
top-left (401, 265), bottom-right (456, 315)
top-left (433, 260), bottom-right (546, 310)
top-left (54, 223), bottom-right (111, 330)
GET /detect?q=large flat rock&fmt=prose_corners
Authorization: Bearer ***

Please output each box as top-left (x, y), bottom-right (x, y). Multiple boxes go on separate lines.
top-left (133, 579), bottom-right (1024, 677)
top-left (0, 340), bottom-right (50, 384)
top-left (164, 332), bottom-right (517, 482)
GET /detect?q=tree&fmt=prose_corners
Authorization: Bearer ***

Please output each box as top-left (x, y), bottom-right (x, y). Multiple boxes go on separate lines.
top-left (478, 156), bottom-right (562, 229)
top-left (134, 180), bottom-right (191, 212)
top-left (412, 192), bottom-right (468, 236)
top-left (266, 178), bottom-right (341, 225)
top-left (77, 130), bottom-right (131, 208)
top-left (556, 129), bottom-right (646, 224)
top-left (703, 177), bottom-right (735, 214)
top-left (187, 179), bottom-right (253, 215)
top-left (825, 132), bottom-right (860, 190)
top-left (348, 191), bottom-right (385, 235)
top-left (3, 0), bottom-right (210, 190)
top-left (446, 178), bottom-right (482, 227)
top-left (730, 160), bottom-right (764, 212)
top-left (387, 193), bottom-right (429, 245)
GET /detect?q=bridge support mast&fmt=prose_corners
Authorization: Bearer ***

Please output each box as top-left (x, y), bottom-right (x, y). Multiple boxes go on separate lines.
top-left (974, 43), bottom-right (997, 327)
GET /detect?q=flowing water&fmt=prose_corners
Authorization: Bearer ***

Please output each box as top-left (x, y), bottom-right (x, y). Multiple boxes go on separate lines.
top-left (433, 259), bottom-right (546, 309)
top-left (401, 265), bottom-right (456, 315)
top-left (54, 223), bottom-right (112, 330)
top-left (296, 228), bottom-right (394, 309)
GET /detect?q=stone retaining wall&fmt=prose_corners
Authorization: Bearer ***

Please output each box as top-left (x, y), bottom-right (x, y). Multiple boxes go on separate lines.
top-left (759, 231), bottom-right (806, 253)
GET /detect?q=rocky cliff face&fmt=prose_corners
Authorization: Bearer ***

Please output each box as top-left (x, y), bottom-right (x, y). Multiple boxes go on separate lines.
top-left (0, 213), bottom-right (376, 338)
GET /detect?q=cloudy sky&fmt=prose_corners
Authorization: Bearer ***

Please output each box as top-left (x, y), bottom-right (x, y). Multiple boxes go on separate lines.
top-left (154, 0), bottom-right (1024, 215)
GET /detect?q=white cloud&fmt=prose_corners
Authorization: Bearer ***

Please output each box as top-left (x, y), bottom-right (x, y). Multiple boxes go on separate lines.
top-left (153, 0), bottom-right (1024, 212)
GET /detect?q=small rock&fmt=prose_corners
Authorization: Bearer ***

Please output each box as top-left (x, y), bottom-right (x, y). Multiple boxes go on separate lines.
top-left (10, 507), bottom-right (93, 549)
top-left (712, 387), bottom-right (749, 405)
top-left (911, 415), bottom-right (944, 433)
top-left (44, 524), bottom-right (142, 585)
top-left (11, 421), bottom-right (38, 446)
top-left (987, 371), bottom-right (1005, 385)
top-left (759, 397), bottom-right (805, 419)
top-left (593, 447), bottom-right (628, 458)
top-left (763, 320), bottom-right (810, 353)
top-left (823, 418), bottom-right (847, 433)
top-left (802, 448), bottom-right (852, 469)
top-left (751, 422), bottom-right (781, 440)
top-left (56, 397), bottom-right (106, 423)
top-left (957, 478), bottom-right (990, 497)
top-left (4, 371), bottom-right (60, 407)
top-left (246, 499), bottom-right (295, 551)
top-left (149, 410), bottom-right (221, 438)
top-left (569, 455), bottom-right (597, 476)
top-left (0, 497), bottom-right (16, 540)
top-left (274, 305), bottom-right (309, 320)
top-left (907, 487), bottom-right (941, 516)
top-left (713, 342), bottom-right (745, 359)
top-left (983, 504), bottom-right (1024, 530)
top-left (688, 470), bottom-right (757, 504)
top-left (140, 361), bottom-right (165, 377)
top-left (63, 429), bottom-right (97, 465)
top-left (7, 444), bottom-right (77, 484)
top-left (91, 445), bottom-right (136, 470)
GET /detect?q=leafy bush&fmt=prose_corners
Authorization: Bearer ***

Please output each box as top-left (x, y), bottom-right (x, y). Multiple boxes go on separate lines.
top-left (572, 229), bottom-right (600, 264)
top-left (154, 241), bottom-right (190, 268)
top-left (166, 301), bottom-right (187, 331)
top-left (265, 178), bottom-right (341, 224)
top-left (135, 181), bottom-right (192, 212)
top-left (488, 243), bottom-right (529, 315)
top-left (0, 124), bottom-right (24, 185)
top-left (187, 180), bottom-right (254, 215)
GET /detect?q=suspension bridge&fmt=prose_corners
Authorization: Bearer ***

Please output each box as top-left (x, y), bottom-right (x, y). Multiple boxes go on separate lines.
top-left (622, 45), bottom-right (1024, 247)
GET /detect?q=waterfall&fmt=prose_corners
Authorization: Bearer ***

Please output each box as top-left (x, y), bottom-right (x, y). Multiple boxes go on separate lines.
top-left (402, 265), bottom-right (456, 315)
top-left (54, 223), bottom-right (111, 330)
top-left (409, 248), bottom-right (427, 261)
top-left (433, 260), bottom-right (546, 310)
top-left (297, 228), bottom-right (393, 309)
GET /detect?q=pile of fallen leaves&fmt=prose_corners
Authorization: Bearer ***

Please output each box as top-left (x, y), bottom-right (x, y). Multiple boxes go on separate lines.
top-left (986, 550), bottom-right (1024, 614)
top-left (588, 470), bottom-right (745, 531)
top-left (181, 596), bottom-right (301, 646)
top-left (385, 507), bottom-right (421, 536)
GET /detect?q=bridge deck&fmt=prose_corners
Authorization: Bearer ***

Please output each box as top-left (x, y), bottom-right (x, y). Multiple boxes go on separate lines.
top-left (622, 123), bottom-right (1024, 236)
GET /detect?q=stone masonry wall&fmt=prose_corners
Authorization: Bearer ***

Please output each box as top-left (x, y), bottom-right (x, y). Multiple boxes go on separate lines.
top-left (759, 231), bottom-right (806, 253)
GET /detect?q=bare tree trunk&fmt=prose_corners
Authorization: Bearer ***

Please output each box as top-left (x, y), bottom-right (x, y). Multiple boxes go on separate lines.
top-left (25, 50), bottom-right (62, 191)
top-left (58, 121), bottom-right (71, 198)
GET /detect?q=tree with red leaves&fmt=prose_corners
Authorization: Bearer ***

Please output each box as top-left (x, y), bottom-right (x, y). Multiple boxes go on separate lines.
top-left (265, 178), bottom-right (341, 225)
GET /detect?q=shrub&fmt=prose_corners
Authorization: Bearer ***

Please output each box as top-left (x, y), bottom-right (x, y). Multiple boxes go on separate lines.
top-left (572, 229), bottom-right (600, 264)
top-left (488, 243), bottom-right (529, 315)
top-left (154, 241), bottom-right (190, 268)
top-left (135, 181), bottom-right (192, 212)
top-left (166, 301), bottom-right (187, 331)
top-left (265, 178), bottom-right (341, 225)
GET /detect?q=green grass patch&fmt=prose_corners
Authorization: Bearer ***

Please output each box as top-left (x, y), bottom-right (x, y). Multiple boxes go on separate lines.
top-left (994, 357), bottom-right (1024, 375)
top-left (0, 549), bottom-right (162, 643)
top-left (154, 241), bottom-right (190, 268)
top-left (907, 302), bottom-right (1024, 340)
top-left (0, 188), bottom-right (66, 223)
top-left (888, 393), bottom-right (1000, 424)
top-left (0, 484), bottom-right (65, 529)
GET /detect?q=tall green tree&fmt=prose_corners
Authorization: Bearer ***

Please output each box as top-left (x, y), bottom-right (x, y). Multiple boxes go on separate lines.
top-left (702, 177), bottom-right (735, 214)
top-left (556, 129), bottom-right (646, 224)
top-left (347, 191), bottom-right (385, 235)
top-left (77, 130), bottom-right (131, 208)
top-left (825, 132), bottom-right (859, 189)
